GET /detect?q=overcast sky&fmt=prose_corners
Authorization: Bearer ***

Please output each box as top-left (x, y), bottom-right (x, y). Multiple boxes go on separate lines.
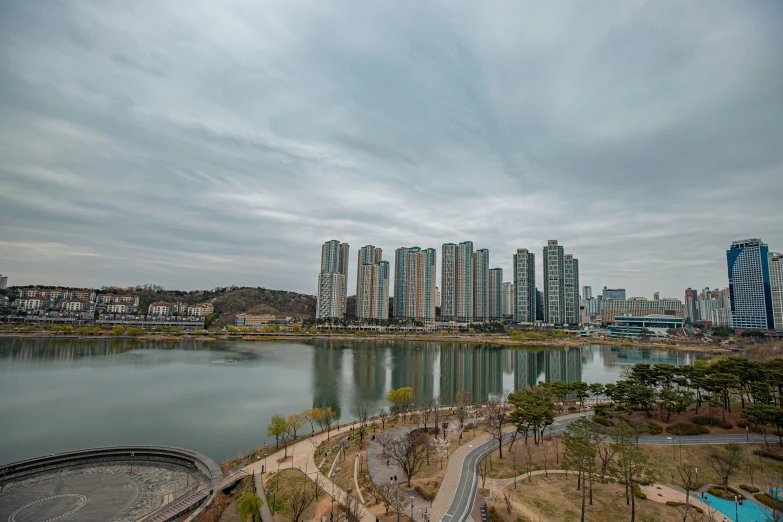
top-left (1, 1), bottom-right (781, 298)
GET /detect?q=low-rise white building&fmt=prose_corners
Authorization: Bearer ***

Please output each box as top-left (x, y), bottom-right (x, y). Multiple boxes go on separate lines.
top-left (148, 302), bottom-right (176, 316)
top-left (62, 299), bottom-right (95, 312)
top-left (188, 303), bottom-right (214, 317)
top-left (97, 294), bottom-right (140, 306)
top-left (107, 303), bottom-right (138, 314)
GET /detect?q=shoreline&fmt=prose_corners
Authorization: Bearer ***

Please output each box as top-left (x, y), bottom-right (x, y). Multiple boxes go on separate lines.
top-left (0, 332), bottom-right (727, 353)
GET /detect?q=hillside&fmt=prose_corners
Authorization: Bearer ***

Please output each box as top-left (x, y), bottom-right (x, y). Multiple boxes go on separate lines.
top-left (96, 285), bottom-right (316, 321)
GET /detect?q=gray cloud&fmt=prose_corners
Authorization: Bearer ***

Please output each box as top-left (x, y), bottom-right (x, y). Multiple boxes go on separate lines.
top-left (0, 0), bottom-right (781, 299)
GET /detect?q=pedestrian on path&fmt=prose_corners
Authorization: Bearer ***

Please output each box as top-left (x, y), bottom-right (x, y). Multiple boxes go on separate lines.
top-left (387, 459), bottom-right (390, 467)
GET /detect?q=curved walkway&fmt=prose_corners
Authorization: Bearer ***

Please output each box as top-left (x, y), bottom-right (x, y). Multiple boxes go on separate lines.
top-left (244, 427), bottom-right (377, 522)
top-left (366, 425), bottom-right (428, 507)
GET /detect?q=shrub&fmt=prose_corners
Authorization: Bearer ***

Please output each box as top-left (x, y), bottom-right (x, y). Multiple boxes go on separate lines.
top-left (708, 485), bottom-right (745, 500)
top-left (716, 419), bottom-right (733, 430)
top-left (567, 406), bottom-right (578, 412)
top-left (593, 415), bottom-right (613, 427)
top-left (735, 419), bottom-right (750, 429)
top-left (740, 484), bottom-right (760, 493)
top-left (666, 423), bottom-right (709, 436)
top-left (414, 486), bottom-right (434, 502)
top-left (647, 422), bottom-right (663, 435)
top-left (633, 484), bottom-right (646, 499)
top-left (757, 492), bottom-right (783, 511)
top-left (692, 415), bottom-right (712, 426)
top-left (755, 450), bottom-right (783, 462)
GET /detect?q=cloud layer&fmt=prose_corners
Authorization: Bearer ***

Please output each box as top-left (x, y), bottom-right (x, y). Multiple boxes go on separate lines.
top-left (1, 0), bottom-right (781, 298)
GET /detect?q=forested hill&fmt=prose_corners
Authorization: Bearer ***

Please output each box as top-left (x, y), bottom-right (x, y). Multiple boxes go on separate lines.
top-left (99, 285), bottom-right (316, 320)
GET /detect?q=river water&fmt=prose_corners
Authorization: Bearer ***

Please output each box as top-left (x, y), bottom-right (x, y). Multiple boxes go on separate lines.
top-left (0, 338), bottom-right (707, 465)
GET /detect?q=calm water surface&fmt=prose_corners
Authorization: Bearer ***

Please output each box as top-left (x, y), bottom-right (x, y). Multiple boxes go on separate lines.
top-left (0, 338), bottom-right (708, 465)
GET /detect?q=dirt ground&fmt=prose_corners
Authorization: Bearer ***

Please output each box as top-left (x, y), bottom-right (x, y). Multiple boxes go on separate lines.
top-left (496, 474), bottom-right (686, 522)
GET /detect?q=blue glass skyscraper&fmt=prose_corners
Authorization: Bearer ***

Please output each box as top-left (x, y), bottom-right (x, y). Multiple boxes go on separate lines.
top-left (726, 238), bottom-right (774, 330)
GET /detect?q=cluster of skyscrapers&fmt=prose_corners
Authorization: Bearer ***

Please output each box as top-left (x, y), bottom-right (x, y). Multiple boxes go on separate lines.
top-left (316, 239), bottom-right (582, 326)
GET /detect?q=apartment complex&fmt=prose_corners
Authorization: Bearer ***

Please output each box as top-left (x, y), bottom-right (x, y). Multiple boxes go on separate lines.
top-left (316, 240), bottom-right (349, 319)
top-left (601, 297), bottom-right (684, 323)
top-left (512, 248), bottom-right (535, 323)
top-left (727, 238), bottom-right (774, 330)
top-left (563, 254), bottom-right (580, 325)
top-left (542, 240), bottom-right (580, 326)
top-left (488, 268), bottom-right (503, 321)
top-left (441, 242), bottom-right (474, 322)
top-left (501, 282), bottom-right (514, 319)
top-left (770, 252), bottom-right (783, 330)
top-left (356, 245), bottom-right (383, 319)
top-left (472, 248), bottom-right (489, 321)
top-left (394, 247), bottom-right (437, 321)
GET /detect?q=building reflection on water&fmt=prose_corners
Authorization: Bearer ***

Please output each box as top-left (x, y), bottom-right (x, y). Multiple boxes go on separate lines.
top-left (0, 338), bottom-right (707, 419)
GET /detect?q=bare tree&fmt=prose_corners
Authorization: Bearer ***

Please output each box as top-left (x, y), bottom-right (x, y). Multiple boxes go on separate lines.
top-left (552, 435), bottom-right (562, 466)
top-left (456, 391), bottom-right (472, 443)
top-left (502, 493), bottom-right (512, 514)
top-left (432, 395), bottom-right (443, 435)
top-left (344, 491), bottom-right (364, 522)
top-left (289, 477), bottom-right (317, 522)
top-left (708, 445), bottom-right (742, 495)
top-left (510, 444), bottom-right (521, 489)
top-left (387, 430), bottom-right (430, 487)
top-left (379, 409), bottom-right (389, 430)
top-left (763, 474), bottom-right (783, 522)
top-left (479, 458), bottom-right (490, 488)
top-left (483, 396), bottom-right (508, 458)
top-left (378, 481), bottom-right (404, 515)
top-left (744, 444), bottom-right (756, 485)
top-left (351, 396), bottom-right (373, 428)
top-left (376, 431), bottom-right (394, 458)
top-left (525, 443), bottom-right (534, 482)
top-left (310, 471), bottom-right (325, 500)
top-left (675, 464), bottom-right (698, 522)
top-left (542, 440), bottom-right (549, 477)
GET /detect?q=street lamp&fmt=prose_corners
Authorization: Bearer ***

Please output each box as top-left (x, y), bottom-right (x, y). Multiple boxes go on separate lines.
top-left (735, 495), bottom-right (739, 522)
top-left (666, 437), bottom-right (674, 458)
top-left (264, 452), bottom-right (268, 474)
top-left (746, 425), bottom-right (749, 442)
top-left (410, 496), bottom-right (414, 522)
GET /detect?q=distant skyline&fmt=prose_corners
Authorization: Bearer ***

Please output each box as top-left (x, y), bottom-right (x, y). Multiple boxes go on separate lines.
top-left (1, 1), bottom-right (781, 298)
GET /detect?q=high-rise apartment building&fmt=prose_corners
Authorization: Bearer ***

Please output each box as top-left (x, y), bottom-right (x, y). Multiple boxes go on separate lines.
top-left (684, 288), bottom-right (699, 323)
top-left (356, 245), bottom-right (383, 319)
top-left (770, 252), bottom-right (783, 330)
top-left (502, 282), bottom-right (514, 319)
top-left (0, 274), bottom-right (7, 289)
top-left (513, 248), bottom-right (536, 323)
top-left (727, 239), bottom-right (774, 330)
top-left (317, 240), bottom-right (349, 319)
top-left (564, 254), bottom-right (580, 326)
top-left (543, 240), bottom-right (565, 325)
top-left (441, 241), bottom-right (473, 322)
top-left (394, 247), bottom-right (437, 322)
top-left (488, 268), bottom-right (503, 321)
top-left (583, 286), bottom-right (592, 300)
top-left (602, 287), bottom-right (627, 301)
top-left (536, 290), bottom-right (544, 322)
top-left (653, 292), bottom-right (660, 301)
top-left (473, 249), bottom-right (489, 321)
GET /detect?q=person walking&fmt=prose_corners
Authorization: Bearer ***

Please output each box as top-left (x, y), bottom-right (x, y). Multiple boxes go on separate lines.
top-left (387, 459), bottom-right (390, 467)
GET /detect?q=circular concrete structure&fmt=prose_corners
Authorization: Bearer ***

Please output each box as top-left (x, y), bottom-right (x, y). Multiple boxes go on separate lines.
top-left (0, 446), bottom-right (221, 522)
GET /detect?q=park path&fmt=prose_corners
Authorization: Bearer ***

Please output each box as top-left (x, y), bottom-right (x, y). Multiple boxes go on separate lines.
top-left (244, 425), bottom-right (376, 522)
top-left (366, 425), bottom-right (428, 507)
top-left (252, 470), bottom-right (275, 522)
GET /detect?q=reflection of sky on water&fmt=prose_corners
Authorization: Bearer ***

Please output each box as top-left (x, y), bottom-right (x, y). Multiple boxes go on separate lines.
top-left (0, 339), bottom-right (708, 465)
